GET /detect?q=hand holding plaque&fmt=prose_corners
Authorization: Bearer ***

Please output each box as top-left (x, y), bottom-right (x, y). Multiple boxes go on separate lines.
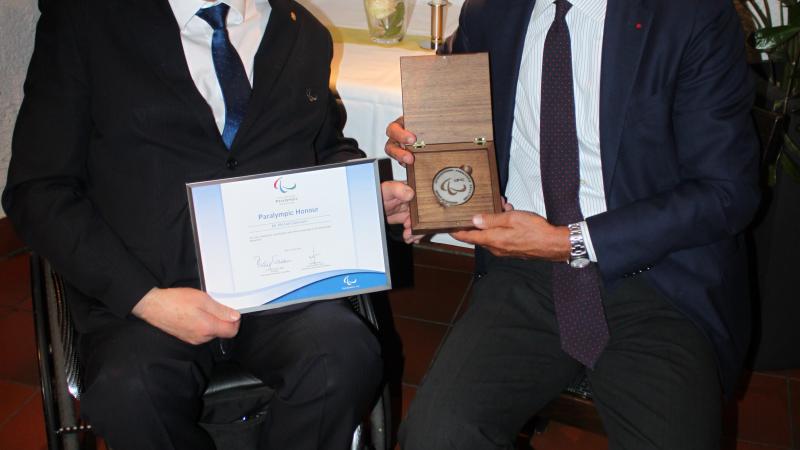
top-left (400, 53), bottom-right (503, 234)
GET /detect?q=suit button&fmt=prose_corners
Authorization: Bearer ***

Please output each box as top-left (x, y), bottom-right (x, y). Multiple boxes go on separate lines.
top-left (226, 158), bottom-right (238, 170)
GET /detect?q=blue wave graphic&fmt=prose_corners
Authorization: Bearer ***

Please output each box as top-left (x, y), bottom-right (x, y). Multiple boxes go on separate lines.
top-left (271, 272), bottom-right (389, 304)
top-left (209, 270), bottom-right (388, 310)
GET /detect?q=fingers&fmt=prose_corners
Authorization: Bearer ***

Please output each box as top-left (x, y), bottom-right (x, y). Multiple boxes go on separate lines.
top-left (451, 229), bottom-right (482, 245)
top-left (472, 212), bottom-right (510, 230)
top-left (201, 294), bottom-right (241, 322)
top-left (195, 296), bottom-right (241, 342)
top-left (385, 117), bottom-right (416, 166)
top-left (403, 229), bottom-right (424, 244)
top-left (208, 316), bottom-right (241, 339)
top-left (502, 197), bottom-right (514, 212)
top-left (401, 216), bottom-right (424, 244)
top-left (386, 117), bottom-right (413, 143)
top-left (381, 181), bottom-right (415, 207)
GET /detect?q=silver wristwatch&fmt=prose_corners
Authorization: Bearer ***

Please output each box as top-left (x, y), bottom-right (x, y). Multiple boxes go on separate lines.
top-left (567, 223), bottom-right (590, 269)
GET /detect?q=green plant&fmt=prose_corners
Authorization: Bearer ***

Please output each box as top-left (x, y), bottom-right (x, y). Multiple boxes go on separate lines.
top-left (739, 0), bottom-right (800, 183)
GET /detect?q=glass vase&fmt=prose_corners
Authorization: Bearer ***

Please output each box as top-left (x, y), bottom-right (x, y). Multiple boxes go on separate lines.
top-left (363, 0), bottom-right (408, 44)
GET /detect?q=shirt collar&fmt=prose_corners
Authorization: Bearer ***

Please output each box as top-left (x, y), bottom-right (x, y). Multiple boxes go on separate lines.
top-left (168, 0), bottom-right (259, 30)
top-left (531, 0), bottom-right (606, 24)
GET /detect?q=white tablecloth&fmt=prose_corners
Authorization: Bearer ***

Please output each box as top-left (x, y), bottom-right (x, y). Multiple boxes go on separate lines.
top-left (300, 0), bottom-right (472, 248)
top-left (333, 43), bottom-right (428, 177)
top-left (298, 0), bottom-right (464, 37)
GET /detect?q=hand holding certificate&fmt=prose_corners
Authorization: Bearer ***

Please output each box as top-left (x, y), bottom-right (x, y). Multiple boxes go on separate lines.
top-left (187, 159), bottom-right (391, 313)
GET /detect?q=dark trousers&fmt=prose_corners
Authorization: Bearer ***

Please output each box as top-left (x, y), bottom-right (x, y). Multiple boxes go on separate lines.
top-left (79, 299), bottom-right (382, 450)
top-left (399, 257), bottom-right (721, 450)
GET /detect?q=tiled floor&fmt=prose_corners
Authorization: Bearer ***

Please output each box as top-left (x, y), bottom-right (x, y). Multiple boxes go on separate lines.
top-left (1, 216), bottom-right (799, 449)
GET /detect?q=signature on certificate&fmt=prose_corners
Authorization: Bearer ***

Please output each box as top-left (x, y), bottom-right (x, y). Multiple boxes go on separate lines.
top-left (304, 247), bottom-right (330, 270)
top-left (254, 255), bottom-right (291, 273)
top-left (308, 247), bottom-right (321, 264)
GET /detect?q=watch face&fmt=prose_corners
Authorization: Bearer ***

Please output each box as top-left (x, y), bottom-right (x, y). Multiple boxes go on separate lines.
top-left (570, 257), bottom-right (590, 269)
top-left (432, 166), bottom-right (475, 207)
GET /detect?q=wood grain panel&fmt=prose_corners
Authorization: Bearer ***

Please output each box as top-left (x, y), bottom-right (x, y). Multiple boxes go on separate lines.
top-left (408, 144), bottom-right (502, 233)
top-left (400, 53), bottom-right (493, 145)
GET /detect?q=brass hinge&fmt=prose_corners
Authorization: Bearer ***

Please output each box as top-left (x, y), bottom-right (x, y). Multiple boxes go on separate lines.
top-left (474, 137), bottom-right (487, 146)
top-left (412, 141), bottom-right (426, 149)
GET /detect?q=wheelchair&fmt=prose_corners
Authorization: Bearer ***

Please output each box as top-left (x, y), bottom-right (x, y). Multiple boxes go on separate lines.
top-left (29, 253), bottom-right (392, 450)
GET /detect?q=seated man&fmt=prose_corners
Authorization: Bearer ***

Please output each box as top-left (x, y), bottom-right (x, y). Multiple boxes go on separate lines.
top-left (3, 1), bottom-right (382, 449)
top-left (380, 0), bottom-right (761, 448)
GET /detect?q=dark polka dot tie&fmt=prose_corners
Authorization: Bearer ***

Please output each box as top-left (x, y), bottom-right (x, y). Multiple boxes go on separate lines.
top-left (539, 0), bottom-right (609, 368)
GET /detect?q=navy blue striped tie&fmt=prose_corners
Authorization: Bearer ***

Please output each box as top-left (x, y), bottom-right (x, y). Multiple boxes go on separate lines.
top-left (196, 3), bottom-right (252, 149)
top-left (539, 0), bottom-right (609, 368)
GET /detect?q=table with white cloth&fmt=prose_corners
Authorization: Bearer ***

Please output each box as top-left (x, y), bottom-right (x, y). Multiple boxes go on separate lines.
top-left (296, 0), bottom-right (471, 247)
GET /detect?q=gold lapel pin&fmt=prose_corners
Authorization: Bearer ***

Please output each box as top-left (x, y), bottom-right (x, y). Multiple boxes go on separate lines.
top-left (290, 11), bottom-right (297, 22)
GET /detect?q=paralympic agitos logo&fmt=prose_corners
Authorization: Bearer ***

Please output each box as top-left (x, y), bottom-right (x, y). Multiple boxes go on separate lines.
top-left (273, 177), bottom-right (297, 194)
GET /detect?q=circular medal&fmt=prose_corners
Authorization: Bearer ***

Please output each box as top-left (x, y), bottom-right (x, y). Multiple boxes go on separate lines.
top-left (432, 165), bottom-right (475, 207)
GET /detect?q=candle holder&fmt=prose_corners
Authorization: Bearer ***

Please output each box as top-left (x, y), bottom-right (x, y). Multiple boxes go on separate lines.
top-left (419, 0), bottom-right (449, 51)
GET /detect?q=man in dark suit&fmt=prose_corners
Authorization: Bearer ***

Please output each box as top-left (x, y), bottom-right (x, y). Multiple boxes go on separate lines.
top-left (3, 0), bottom-right (383, 449)
top-left (381, 0), bottom-right (761, 447)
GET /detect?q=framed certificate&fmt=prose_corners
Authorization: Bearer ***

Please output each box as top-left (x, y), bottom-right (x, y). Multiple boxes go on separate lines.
top-left (186, 159), bottom-right (391, 313)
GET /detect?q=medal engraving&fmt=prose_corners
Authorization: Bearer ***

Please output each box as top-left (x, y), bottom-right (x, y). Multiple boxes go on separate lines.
top-left (432, 165), bottom-right (475, 207)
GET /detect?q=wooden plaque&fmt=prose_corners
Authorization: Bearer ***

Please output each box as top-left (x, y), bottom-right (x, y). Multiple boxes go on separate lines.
top-left (400, 53), bottom-right (502, 234)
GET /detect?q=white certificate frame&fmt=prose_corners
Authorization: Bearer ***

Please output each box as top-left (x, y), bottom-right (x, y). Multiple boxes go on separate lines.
top-left (186, 159), bottom-right (391, 313)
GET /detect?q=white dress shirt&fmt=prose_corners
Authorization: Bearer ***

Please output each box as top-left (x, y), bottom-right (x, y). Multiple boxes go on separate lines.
top-left (167, 0), bottom-right (271, 134)
top-left (505, 0), bottom-right (607, 261)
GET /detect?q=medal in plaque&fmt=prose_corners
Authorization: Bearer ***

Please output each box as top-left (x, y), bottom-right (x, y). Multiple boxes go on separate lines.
top-left (400, 53), bottom-right (502, 233)
top-left (433, 165), bottom-right (474, 207)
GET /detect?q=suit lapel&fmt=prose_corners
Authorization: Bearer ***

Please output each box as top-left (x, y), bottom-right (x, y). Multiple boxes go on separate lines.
top-left (598, 0), bottom-right (653, 195)
top-left (231, 0), bottom-right (300, 150)
top-left (125, 0), bottom-right (222, 145)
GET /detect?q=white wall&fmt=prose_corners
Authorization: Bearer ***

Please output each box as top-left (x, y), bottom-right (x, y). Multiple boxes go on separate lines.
top-left (0, 0), bottom-right (39, 219)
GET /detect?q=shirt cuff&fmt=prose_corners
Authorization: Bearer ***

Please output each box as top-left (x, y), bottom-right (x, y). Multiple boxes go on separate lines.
top-left (578, 221), bottom-right (598, 263)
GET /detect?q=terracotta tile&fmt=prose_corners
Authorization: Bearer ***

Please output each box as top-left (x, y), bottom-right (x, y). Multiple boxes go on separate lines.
top-left (0, 218), bottom-right (25, 257)
top-left (388, 265), bottom-right (471, 323)
top-left (0, 380), bottom-right (36, 425)
top-left (722, 441), bottom-right (786, 450)
top-left (791, 380), bottom-right (800, 449)
top-left (725, 372), bottom-right (792, 447)
top-left (413, 245), bottom-right (475, 274)
top-left (764, 369), bottom-right (800, 382)
top-left (0, 253), bottom-right (30, 308)
top-left (529, 421), bottom-right (608, 450)
top-left (393, 317), bottom-right (448, 385)
top-left (0, 308), bottom-right (40, 386)
top-left (0, 391), bottom-right (47, 450)
top-left (400, 384), bottom-right (416, 420)
top-left (0, 306), bottom-right (14, 321)
top-left (18, 296), bottom-right (32, 312)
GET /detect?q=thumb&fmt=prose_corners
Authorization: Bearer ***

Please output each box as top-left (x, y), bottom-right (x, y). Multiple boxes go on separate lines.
top-left (202, 295), bottom-right (241, 322)
top-left (382, 181), bottom-right (414, 202)
top-left (211, 317), bottom-right (241, 339)
top-left (472, 212), bottom-right (508, 230)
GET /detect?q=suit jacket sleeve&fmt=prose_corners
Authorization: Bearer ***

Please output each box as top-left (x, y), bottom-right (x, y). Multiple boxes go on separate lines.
top-left (2, 2), bottom-right (159, 317)
top-left (585, 0), bottom-right (761, 280)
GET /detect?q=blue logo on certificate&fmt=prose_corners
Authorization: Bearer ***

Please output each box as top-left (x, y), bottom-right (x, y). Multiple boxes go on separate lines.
top-left (273, 177), bottom-right (297, 194)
